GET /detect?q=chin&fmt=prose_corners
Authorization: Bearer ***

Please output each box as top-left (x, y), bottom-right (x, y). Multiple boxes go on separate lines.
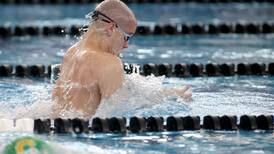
top-left (116, 51), bottom-right (122, 56)
top-left (116, 54), bottom-right (121, 57)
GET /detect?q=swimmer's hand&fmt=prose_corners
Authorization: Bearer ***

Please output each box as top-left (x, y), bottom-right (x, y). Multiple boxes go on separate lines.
top-left (163, 85), bottom-right (192, 101)
top-left (173, 85), bottom-right (192, 101)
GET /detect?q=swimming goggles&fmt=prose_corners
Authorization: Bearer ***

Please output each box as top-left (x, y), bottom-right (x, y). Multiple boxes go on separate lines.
top-left (91, 11), bottom-right (133, 42)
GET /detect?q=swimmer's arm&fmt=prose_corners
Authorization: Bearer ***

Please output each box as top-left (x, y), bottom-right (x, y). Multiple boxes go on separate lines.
top-left (86, 53), bottom-right (124, 99)
top-left (98, 63), bottom-right (124, 98)
top-left (162, 85), bottom-right (192, 100)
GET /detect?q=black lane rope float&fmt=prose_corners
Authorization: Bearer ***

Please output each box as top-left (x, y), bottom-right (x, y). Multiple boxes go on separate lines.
top-left (0, 115), bottom-right (272, 134)
top-left (0, 63), bottom-right (274, 78)
top-left (0, 0), bottom-right (274, 4)
top-left (1, 23), bottom-right (274, 37)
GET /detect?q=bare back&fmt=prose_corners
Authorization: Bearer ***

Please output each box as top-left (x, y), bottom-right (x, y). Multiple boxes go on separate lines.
top-left (52, 44), bottom-right (124, 118)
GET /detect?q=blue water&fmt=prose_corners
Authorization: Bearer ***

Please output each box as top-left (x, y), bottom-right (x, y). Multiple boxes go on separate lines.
top-left (0, 76), bottom-right (274, 153)
top-left (0, 2), bottom-right (274, 154)
top-left (1, 35), bottom-right (274, 65)
top-left (0, 131), bottom-right (273, 154)
top-left (1, 3), bottom-right (274, 25)
top-left (1, 76), bottom-right (274, 117)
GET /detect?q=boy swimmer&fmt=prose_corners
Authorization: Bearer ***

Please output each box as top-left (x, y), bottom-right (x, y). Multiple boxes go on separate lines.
top-left (52, 0), bottom-right (191, 118)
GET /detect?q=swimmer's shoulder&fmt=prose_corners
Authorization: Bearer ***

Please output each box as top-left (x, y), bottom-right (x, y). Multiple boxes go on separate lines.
top-left (81, 51), bottom-right (123, 69)
top-left (81, 52), bottom-right (123, 81)
top-left (65, 44), bottom-right (78, 56)
top-left (62, 44), bottom-right (79, 65)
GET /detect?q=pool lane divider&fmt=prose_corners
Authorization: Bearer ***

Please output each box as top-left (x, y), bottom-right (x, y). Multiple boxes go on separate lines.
top-left (0, 63), bottom-right (274, 78)
top-left (0, 0), bottom-right (274, 4)
top-left (1, 23), bottom-right (274, 37)
top-left (2, 115), bottom-right (272, 154)
top-left (0, 64), bottom-right (47, 78)
top-left (0, 115), bottom-right (272, 133)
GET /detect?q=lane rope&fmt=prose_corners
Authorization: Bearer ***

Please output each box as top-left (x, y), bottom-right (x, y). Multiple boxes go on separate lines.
top-left (0, 115), bottom-right (273, 133)
top-left (0, 23), bottom-right (274, 37)
top-left (0, 0), bottom-right (274, 4)
top-left (0, 63), bottom-right (274, 78)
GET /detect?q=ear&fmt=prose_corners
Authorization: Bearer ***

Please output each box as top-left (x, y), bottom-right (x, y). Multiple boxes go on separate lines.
top-left (105, 23), bottom-right (116, 36)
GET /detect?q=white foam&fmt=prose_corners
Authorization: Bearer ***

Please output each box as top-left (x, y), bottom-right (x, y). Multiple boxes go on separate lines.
top-left (15, 118), bottom-right (34, 132)
top-left (0, 72), bottom-right (189, 120)
top-left (93, 73), bottom-right (187, 118)
top-left (0, 118), bottom-right (33, 132)
top-left (0, 119), bottom-right (13, 132)
top-left (0, 82), bottom-right (54, 119)
top-left (48, 142), bottom-right (135, 154)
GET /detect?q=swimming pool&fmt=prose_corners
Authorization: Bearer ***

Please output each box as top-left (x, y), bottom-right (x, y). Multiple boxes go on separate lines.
top-left (0, 2), bottom-right (274, 154)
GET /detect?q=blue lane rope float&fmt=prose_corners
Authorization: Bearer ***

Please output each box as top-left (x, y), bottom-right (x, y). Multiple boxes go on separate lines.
top-left (166, 116), bottom-right (184, 131)
top-left (239, 115), bottom-right (258, 130)
top-left (203, 116), bottom-right (221, 130)
top-left (91, 117), bottom-right (110, 133)
top-left (0, 115), bottom-right (272, 134)
top-left (33, 119), bottom-right (51, 134)
top-left (0, 65), bottom-right (12, 77)
top-left (108, 117), bottom-right (127, 133)
top-left (1, 23), bottom-right (274, 37)
top-left (220, 115), bottom-right (238, 130)
top-left (0, 63), bottom-right (274, 78)
top-left (54, 118), bottom-right (73, 134)
top-left (14, 65), bottom-right (46, 77)
top-left (0, 0), bottom-right (274, 4)
top-left (129, 117), bottom-right (147, 133)
top-left (71, 118), bottom-right (90, 134)
top-left (182, 116), bottom-right (201, 130)
top-left (146, 117), bottom-right (164, 132)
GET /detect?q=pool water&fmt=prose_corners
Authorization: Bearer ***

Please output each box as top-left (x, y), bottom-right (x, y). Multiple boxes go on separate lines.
top-left (1, 3), bottom-right (274, 25)
top-left (0, 76), bottom-right (274, 118)
top-left (0, 2), bottom-right (274, 154)
top-left (0, 130), bottom-right (273, 154)
top-left (1, 35), bottom-right (274, 65)
top-left (0, 75), bottom-right (273, 153)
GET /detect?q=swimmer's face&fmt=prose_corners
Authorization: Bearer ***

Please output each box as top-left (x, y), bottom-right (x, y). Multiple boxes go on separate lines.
top-left (92, 11), bottom-right (137, 55)
top-left (116, 22), bottom-right (136, 49)
top-left (110, 20), bottom-right (136, 56)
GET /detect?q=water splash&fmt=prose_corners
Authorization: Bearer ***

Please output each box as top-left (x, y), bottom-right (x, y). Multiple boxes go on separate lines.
top-left (0, 81), bottom-right (54, 119)
top-left (94, 73), bottom-right (190, 118)
top-left (0, 70), bottom-right (191, 120)
top-left (49, 142), bottom-right (134, 154)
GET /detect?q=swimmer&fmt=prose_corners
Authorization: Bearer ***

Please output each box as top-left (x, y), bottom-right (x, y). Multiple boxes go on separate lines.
top-left (52, 0), bottom-right (191, 118)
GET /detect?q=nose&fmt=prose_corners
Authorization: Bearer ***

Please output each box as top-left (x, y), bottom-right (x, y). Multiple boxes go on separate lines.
top-left (123, 41), bottom-right (128, 48)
